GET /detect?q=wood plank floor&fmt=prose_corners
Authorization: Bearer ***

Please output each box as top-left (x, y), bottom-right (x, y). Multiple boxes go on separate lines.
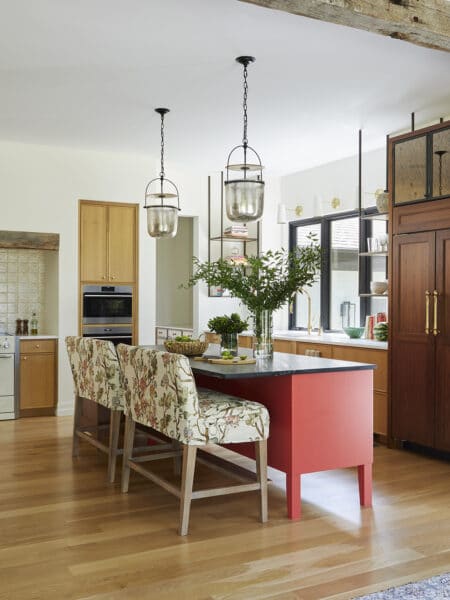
top-left (0, 416), bottom-right (449, 600)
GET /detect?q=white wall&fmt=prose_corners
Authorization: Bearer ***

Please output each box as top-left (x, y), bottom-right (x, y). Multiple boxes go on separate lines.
top-left (156, 216), bottom-right (194, 329)
top-left (281, 147), bottom-right (386, 218)
top-left (0, 140), bottom-right (282, 414)
top-left (277, 147), bottom-right (386, 329)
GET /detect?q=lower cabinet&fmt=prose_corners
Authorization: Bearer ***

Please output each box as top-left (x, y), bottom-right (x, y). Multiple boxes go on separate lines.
top-left (331, 346), bottom-right (387, 438)
top-left (296, 341), bottom-right (333, 358)
top-left (20, 339), bottom-right (57, 416)
top-left (238, 336), bottom-right (387, 438)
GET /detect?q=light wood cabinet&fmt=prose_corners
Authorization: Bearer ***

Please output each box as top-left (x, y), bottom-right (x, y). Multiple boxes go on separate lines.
top-left (296, 341), bottom-right (333, 358)
top-left (238, 335), bottom-right (253, 349)
top-left (273, 339), bottom-right (296, 354)
top-left (331, 345), bottom-right (387, 438)
top-left (79, 200), bottom-right (138, 283)
top-left (20, 339), bottom-right (57, 416)
top-left (248, 337), bottom-right (387, 438)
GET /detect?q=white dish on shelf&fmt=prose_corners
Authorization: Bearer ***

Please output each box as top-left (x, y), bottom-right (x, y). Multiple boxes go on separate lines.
top-left (370, 281), bottom-right (388, 294)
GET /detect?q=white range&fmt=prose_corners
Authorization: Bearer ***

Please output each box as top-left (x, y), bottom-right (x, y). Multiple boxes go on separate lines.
top-left (0, 335), bottom-right (17, 420)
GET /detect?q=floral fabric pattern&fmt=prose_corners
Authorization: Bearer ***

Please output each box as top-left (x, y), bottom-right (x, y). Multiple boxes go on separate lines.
top-left (65, 336), bottom-right (124, 411)
top-left (117, 345), bottom-right (269, 446)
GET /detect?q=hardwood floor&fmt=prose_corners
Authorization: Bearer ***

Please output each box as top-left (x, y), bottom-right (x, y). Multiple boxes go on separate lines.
top-left (1, 417), bottom-right (449, 600)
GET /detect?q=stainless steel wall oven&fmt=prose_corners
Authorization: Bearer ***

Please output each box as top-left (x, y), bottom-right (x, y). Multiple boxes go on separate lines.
top-left (82, 325), bottom-right (133, 346)
top-left (82, 285), bottom-right (132, 324)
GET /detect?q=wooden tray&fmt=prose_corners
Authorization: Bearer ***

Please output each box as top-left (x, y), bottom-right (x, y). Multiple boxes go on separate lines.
top-left (193, 357), bottom-right (256, 365)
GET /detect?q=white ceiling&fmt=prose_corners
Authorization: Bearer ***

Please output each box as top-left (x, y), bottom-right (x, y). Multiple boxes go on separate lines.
top-left (1, 0), bottom-right (449, 175)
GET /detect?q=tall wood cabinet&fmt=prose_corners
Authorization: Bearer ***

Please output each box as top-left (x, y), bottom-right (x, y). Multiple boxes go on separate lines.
top-left (79, 201), bottom-right (138, 283)
top-left (389, 120), bottom-right (450, 452)
top-left (78, 200), bottom-right (139, 342)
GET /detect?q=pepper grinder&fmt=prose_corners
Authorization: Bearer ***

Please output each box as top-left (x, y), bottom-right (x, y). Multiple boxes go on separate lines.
top-left (15, 319), bottom-right (23, 335)
top-left (22, 319), bottom-right (29, 336)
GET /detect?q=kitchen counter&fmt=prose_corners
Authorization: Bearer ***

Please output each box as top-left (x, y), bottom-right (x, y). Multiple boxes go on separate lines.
top-left (17, 335), bottom-right (59, 340)
top-left (240, 330), bottom-right (387, 350)
top-left (190, 352), bottom-right (375, 380)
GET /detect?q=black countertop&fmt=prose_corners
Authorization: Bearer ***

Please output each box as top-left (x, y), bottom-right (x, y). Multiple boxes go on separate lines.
top-left (189, 351), bottom-right (376, 380)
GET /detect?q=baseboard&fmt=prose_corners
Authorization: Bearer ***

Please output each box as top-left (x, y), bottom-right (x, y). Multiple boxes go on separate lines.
top-left (20, 407), bottom-right (56, 418)
top-left (56, 405), bottom-right (74, 416)
top-left (373, 432), bottom-right (388, 445)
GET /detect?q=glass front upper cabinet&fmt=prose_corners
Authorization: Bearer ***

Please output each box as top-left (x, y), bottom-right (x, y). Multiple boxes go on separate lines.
top-left (393, 126), bottom-right (450, 206)
top-left (432, 128), bottom-right (450, 198)
top-left (393, 134), bottom-right (427, 204)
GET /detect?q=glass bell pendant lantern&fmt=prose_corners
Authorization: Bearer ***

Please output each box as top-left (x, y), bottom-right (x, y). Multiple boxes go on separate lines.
top-left (144, 108), bottom-right (180, 238)
top-left (225, 56), bottom-right (264, 222)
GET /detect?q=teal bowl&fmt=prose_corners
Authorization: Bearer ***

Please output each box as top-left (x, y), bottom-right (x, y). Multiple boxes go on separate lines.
top-left (343, 326), bottom-right (365, 339)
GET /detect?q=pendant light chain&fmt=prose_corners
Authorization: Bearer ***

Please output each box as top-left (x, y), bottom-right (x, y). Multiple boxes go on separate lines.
top-left (160, 112), bottom-right (165, 179)
top-left (242, 62), bottom-right (249, 147)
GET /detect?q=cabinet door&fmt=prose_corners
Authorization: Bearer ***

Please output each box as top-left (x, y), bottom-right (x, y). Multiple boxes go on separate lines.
top-left (80, 203), bottom-right (108, 282)
top-left (296, 342), bottom-right (332, 358)
top-left (435, 229), bottom-right (450, 451)
top-left (20, 353), bottom-right (56, 409)
top-left (273, 339), bottom-right (296, 354)
top-left (391, 232), bottom-right (436, 446)
top-left (108, 204), bottom-right (137, 282)
top-left (393, 135), bottom-right (428, 205)
top-left (432, 128), bottom-right (450, 199)
top-left (331, 345), bottom-right (387, 436)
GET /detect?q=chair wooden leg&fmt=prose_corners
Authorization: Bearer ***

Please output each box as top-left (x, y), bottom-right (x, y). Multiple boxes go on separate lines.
top-left (255, 439), bottom-right (268, 523)
top-left (179, 445), bottom-right (197, 536)
top-left (72, 395), bottom-right (83, 458)
top-left (172, 440), bottom-right (181, 476)
top-left (121, 415), bottom-right (135, 493)
top-left (107, 410), bottom-right (122, 483)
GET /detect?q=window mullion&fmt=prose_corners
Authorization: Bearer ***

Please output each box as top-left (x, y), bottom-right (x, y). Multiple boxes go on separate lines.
top-left (321, 218), bottom-right (331, 330)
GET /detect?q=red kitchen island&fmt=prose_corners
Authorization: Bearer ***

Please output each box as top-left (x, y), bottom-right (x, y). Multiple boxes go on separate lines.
top-left (190, 352), bottom-right (375, 519)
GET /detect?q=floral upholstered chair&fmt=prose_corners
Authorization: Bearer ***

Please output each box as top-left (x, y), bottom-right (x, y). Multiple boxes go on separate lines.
top-left (117, 344), bottom-right (270, 536)
top-left (65, 336), bottom-right (124, 483)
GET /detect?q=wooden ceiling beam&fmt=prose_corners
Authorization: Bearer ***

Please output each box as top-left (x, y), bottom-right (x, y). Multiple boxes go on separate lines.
top-left (238, 0), bottom-right (450, 53)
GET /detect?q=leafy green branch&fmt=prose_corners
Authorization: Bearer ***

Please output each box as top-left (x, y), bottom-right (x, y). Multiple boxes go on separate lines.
top-left (185, 239), bottom-right (321, 314)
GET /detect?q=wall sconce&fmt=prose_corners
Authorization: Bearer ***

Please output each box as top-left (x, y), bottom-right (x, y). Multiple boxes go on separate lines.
top-left (277, 203), bottom-right (304, 224)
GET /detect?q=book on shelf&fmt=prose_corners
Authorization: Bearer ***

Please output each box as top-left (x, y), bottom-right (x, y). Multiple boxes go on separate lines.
top-left (364, 312), bottom-right (387, 339)
top-left (223, 225), bottom-right (248, 236)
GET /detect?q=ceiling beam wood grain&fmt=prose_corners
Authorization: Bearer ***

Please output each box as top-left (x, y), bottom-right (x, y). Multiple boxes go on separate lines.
top-left (238, 0), bottom-right (450, 53)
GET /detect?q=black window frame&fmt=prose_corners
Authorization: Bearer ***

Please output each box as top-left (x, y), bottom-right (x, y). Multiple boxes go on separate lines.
top-left (289, 208), bottom-right (382, 332)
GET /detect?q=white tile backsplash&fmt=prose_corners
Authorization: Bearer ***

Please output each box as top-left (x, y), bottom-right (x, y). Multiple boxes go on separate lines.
top-left (0, 249), bottom-right (47, 334)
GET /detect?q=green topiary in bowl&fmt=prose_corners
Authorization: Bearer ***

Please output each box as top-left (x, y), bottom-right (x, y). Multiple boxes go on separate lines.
top-left (343, 326), bottom-right (365, 339)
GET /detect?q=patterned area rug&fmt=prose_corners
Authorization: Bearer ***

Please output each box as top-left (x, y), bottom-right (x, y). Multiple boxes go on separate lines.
top-left (354, 572), bottom-right (450, 599)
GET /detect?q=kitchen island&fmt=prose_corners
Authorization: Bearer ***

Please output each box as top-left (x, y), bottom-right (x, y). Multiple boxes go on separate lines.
top-left (191, 352), bottom-right (375, 519)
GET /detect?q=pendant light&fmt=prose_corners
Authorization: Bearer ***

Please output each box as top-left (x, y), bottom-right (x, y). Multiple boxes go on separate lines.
top-left (225, 56), bottom-right (264, 222)
top-left (144, 108), bottom-right (180, 238)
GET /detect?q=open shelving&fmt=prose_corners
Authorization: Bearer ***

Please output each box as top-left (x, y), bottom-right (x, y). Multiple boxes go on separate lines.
top-left (207, 171), bottom-right (260, 297)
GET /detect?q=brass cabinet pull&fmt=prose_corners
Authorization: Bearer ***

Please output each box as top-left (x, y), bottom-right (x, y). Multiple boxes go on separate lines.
top-left (425, 290), bottom-right (431, 334)
top-left (433, 290), bottom-right (439, 336)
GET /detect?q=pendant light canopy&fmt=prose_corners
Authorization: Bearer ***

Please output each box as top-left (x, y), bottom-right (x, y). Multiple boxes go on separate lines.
top-left (144, 108), bottom-right (180, 238)
top-left (225, 56), bottom-right (264, 223)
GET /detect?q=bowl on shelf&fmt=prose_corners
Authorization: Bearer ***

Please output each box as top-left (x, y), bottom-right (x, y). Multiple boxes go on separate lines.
top-left (370, 280), bottom-right (388, 294)
top-left (343, 326), bottom-right (365, 339)
top-left (375, 189), bottom-right (389, 213)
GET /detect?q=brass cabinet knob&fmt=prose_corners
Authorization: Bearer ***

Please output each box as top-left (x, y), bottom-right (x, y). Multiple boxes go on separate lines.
top-left (22, 356), bottom-right (27, 360)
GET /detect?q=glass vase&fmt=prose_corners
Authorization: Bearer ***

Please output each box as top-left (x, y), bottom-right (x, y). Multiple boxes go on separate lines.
top-left (221, 333), bottom-right (238, 356)
top-left (252, 309), bottom-right (273, 358)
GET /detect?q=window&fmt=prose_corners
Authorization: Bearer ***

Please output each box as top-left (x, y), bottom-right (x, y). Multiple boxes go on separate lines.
top-left (330, 217), bottom-right (360, 330)
top-left (289, 210), bottom-right (387, 331)
top-left (294, 223), bottom-right (321, 329)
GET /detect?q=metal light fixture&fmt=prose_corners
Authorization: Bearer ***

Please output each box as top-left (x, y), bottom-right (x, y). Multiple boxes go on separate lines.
top-left (225, 56), bottom-right (264, 222)
top-left (144, 108), bottom-right (180, 238)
